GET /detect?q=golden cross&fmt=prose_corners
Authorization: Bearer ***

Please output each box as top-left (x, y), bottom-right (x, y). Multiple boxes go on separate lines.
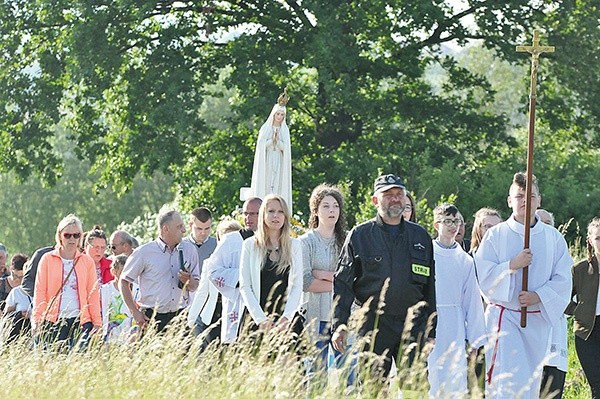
top-left (516, 30), bottom-right (555, 98)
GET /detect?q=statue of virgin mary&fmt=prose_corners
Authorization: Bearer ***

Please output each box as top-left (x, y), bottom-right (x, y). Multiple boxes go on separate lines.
top-left (250, 89), bottom-right (293, 213)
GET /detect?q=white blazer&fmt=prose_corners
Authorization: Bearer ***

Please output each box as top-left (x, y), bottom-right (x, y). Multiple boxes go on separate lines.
top-left (239, 237), bottom-right (303, 324)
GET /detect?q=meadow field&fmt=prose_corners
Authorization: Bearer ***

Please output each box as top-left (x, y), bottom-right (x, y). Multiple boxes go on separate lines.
top-left (0, 315), bottom-right (591, 399)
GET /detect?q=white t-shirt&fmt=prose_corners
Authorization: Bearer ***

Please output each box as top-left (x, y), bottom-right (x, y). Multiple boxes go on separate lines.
top-left (100, 281), bottom-right (136, 343)
top-left (59, 258), bottom-right (80, 319)
top-left (5, 286), bottom-right (32, 313)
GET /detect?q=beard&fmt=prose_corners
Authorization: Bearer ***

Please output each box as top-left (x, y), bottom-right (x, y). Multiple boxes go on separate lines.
top-left (383, 204), bottom-right (404, 219)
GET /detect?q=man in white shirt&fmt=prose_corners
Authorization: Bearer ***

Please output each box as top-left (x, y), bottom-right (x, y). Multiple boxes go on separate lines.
top-left (121, 210), bottom-right (200, 333)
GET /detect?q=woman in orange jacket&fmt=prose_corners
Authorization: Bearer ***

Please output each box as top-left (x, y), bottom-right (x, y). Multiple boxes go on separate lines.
top-left (33, 214), bottom-right (102, 349)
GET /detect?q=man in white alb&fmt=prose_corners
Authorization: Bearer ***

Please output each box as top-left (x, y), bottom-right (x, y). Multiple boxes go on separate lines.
top-left (474, 172), bottom-right (572, 398)
top-left (206, 197), bottom-right (262, 342)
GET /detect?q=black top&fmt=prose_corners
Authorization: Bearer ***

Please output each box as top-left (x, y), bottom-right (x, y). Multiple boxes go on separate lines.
top-left (22, 245), bottom-right (54, 297)
top-left (334, 214), bottom-right (436, 338)
top-left (0, 277), bottom-right (11, 310)
top-left (240, 229), bottom-right (255, 240)
top-left (259, 254), bottom-right (289, 318)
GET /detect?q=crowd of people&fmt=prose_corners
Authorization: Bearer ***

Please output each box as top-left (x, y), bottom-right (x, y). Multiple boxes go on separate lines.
top-left (0, 171), bottom-right (598, 399)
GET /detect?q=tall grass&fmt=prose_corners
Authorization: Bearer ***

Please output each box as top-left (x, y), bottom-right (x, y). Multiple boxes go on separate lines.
top-left (0, 313), bottom-right (593, 399)
top-left (0, 233), bottom-right (593, 399)
top-left (0, 316), bottom-right (410, 399)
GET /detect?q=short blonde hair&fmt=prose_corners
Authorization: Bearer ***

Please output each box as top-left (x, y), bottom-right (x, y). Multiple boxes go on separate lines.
top-left (55, 214), bottom-right (83, 247)
top-left (216, 219), bottom-right (243, 241)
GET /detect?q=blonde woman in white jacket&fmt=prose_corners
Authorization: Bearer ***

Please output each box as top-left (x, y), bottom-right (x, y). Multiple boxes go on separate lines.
top-left (239, 194), bottom-right (303, 333)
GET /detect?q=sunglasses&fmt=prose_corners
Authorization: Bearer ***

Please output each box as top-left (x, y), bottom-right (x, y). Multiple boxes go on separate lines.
top-left (110, 243), bottom-right (122, 251)
top-left (63, 232), bottom-right (82, 239)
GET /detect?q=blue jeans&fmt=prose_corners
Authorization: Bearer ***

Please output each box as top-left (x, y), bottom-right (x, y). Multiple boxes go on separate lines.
top-left (317, 321), bottom-right (356, 386)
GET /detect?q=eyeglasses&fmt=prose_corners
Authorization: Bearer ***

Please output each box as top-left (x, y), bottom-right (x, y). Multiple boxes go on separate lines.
top-left (63, 232), bottom-right (82, 239)
top-left (110, 243), bottom-right (122, 251)
top-left (403, 205), bottom-right (413, 212)
top-left (89, 245), bottom-right (107, 252)
top-left (438, 219), bottom-right (461, 227)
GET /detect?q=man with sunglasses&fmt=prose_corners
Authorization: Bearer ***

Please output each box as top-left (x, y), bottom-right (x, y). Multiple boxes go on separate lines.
top-left (109, 230), bottom-right (135, 257)
top-left (332, 174), bottom-right (436, 380)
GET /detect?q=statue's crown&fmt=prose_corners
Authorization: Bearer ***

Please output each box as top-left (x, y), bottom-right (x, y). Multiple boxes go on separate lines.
top-left (277, 88), bottom-right (289, 106)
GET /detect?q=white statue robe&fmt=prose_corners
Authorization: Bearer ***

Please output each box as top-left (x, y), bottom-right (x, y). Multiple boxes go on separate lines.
top-left (206, 231), bottom-right (246, 343)
top-left (250, 105), bottom-right (292, 213)
top-left (474, 216), bottom-right (572, 399)
top-left (428, 242), bottom-right (486, 398)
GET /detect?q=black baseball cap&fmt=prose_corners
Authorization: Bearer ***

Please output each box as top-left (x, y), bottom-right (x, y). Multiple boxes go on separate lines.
top-left (373, 174), bottom-right (406, 195)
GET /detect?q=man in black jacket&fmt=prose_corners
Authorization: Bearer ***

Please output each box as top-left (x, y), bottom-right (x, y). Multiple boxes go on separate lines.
top-left (332, 174), bottom-right (436, 378)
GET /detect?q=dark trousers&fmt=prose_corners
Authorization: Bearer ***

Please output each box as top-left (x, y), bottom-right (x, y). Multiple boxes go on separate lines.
top-left (540, 366), bottom-right (566, 399)
top-left (7, 311), bottom-right (31, 343)
top-left (575, 320), bottom-right (600, 399)
top-left (359, 313), bottom-right (423, 379)
top-left (468, 346), bottom-right (486, 395)
top-left (193, 296), bottom-right (222, 350)
top-left (143, 308), bottom-right (182, 334)
top-left (41, 318), bottom-right (93, 350)
top-left (193, 319), bottom-right (221, 350)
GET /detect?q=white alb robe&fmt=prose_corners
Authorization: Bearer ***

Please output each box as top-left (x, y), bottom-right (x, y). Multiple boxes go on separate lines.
top-left (474, 216), bottom-right (572, 399)
top-left (187, 259), bottom-right (220, 328)
top-left (206, 231), bottom-right (246, 343)
top-left (428, 243), bottom-right (486, 398)
top-left (250, 104), bottom-right (292, 213)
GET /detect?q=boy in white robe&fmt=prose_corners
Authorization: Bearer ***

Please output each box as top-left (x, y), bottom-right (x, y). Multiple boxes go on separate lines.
top-left (474, 172), bottom-right (572, 399)
top-left (428, 204), bottom-right (486, 398)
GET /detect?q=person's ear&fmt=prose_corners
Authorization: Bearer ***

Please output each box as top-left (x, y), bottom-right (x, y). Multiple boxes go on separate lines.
top-left (507, 195), bottom-right (512, 208)
top-left (371, 195), bottom-right (378, 206)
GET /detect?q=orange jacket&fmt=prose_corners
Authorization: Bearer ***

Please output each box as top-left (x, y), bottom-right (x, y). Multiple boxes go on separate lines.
top-left (33, 249), bottom-right (102, 327)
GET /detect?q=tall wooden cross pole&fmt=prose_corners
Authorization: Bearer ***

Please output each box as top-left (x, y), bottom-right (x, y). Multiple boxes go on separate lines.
top-left (516, 30), bottom-right (554, 328)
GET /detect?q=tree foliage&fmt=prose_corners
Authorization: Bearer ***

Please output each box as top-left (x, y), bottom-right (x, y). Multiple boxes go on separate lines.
top-left (0, 128), bottom-right (174, 255)
top-left (0, 1), bottom-right (598, 241)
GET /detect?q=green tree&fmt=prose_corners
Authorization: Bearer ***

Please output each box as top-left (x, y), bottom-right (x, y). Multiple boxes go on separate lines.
top-left (0, 129), bottom-right (174, 255)
top-left (0, 1), bottom-right (598, 236)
